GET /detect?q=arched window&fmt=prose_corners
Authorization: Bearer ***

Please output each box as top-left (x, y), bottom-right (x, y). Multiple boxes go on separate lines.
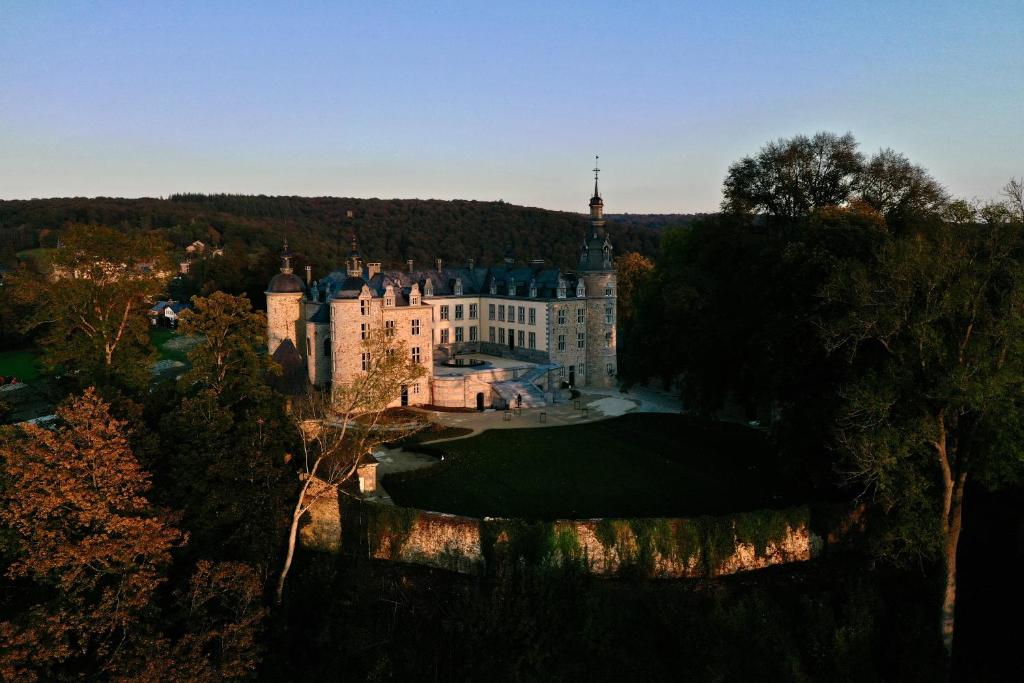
top-left (323, 337), bottom-right (331, 356)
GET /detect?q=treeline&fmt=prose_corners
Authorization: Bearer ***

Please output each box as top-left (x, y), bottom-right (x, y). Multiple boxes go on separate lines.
top-left (0, 194), bottom-right (662, 273)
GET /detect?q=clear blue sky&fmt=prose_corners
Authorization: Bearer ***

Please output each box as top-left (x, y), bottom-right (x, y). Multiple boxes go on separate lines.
top-left (1, 1), bottom-right (1021, 212)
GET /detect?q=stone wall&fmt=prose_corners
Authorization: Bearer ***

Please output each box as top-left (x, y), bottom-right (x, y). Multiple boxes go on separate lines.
top-left (301, 490), bottom-right (857, 579)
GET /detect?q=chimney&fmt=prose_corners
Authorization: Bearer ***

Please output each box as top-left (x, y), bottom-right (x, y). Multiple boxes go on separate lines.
top-left (304, 265), bottom-right (312, 286)
top-left (436, 258), bottom-right (443, 272)
top-left (407, 259), bottom-right (414, 273)
top-left (367, 262), bottom-right (381, 279)
top-left (529, 258), bottom-right (545, 267)
top-left (468, 258), bottom-right (475, 270)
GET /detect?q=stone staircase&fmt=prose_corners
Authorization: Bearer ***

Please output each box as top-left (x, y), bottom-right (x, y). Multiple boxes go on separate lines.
top-left (491, 364), bottom-right (558, 409)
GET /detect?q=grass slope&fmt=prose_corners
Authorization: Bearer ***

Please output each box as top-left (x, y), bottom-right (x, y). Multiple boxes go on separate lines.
top-left (386, 413), bottom-right (804, 520)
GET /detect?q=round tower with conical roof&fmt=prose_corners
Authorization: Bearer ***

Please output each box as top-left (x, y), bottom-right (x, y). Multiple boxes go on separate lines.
top-left (579, 158), bottom-right (617, 388)
top-left (265, 240), bottom-right (306, 358)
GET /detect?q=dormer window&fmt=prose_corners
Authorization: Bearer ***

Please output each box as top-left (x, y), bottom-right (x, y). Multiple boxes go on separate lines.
top-left (454, 278), bottom-right (463, 296)
top-left (424, 279), bottom-right (433, 297)
top-left (508, 279), bottom-right (516, 296)
top-left (557, 278), bottom-right (567, 299)
top-left (489, 280), bottom-right (497, 295)
top-left (529, 279), bottom-right (537, 298)
top-left (576, 281), bottom-right (586, 298)
top-left (384, 285), bottom-right (395, 307)
top-left (410, 283), bottom-right (421, 306)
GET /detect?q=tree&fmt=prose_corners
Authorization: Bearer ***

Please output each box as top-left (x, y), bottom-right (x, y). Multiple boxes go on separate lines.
top-left (858, 149), bottom-right (948, 225)
top-left (0, 389), bottom-right (183, 680)
top-left (821, 217), bottom-right (1024, 658)
top-left (614, 252), bottom-right (654, 332)
top-left (275, 329), bottom-right (428, 604)
top-left (14, 224), bottom-right (171, 391)
top-left (178, 291), bottom-right (274, 403)
top-left (158, 292), bottom-right (295, 567)
top-left (722, 132), bottom-right (864, 218)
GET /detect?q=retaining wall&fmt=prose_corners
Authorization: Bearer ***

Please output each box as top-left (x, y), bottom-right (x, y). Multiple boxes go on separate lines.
top-left (302, 485), bottom-right (858, 578)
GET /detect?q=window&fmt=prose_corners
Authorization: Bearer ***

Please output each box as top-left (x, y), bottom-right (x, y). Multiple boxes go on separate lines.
top-left (412, 347), bottom-right (421, 363)
top-left (605, 285), bottom-right (613, 297)
top-left (579, 364), bottom-right (585, 376)
top-left (577, 332), bottom-right (585, 349)
top-left (455, 326), bottom-right (464, 342)
top-left (306, 337), bottom-right (312, 355)
top-left (489, 326), bottom-right (495, 342)
top-left (528, 308), bottom-right (536, 325)
top-left (507, 305), bottom-right (514, 322)
top-left (498, 306), bottom-right (505, 322)
top-left (557, 309), bottom-right (566, 325)
top-left (385, 319), bottom-right (395, 337)
top-left (508, 279), bottom-right (516, 296)
top-left (361, 353), bottom-right (371, 371)
top-left (605, 305), bottom-right (614, 324)
top-left (488, 304), bottom-right (495, 320)
top-left (529, 280), bottom-right (537, 297)
top-left (411, 319), bottom-right (420, 335)
top-left (323, 337), bottom-right (331, 356)
top-left (440, 305), bottom-right (449, 320)
top-left (557, 334), bottom-right (565, 351)
top-left (385, 296), bottom-right (394, 307)
top-left (559, 366), bottom-right (566, 378)
top-left (470, 326), bottom-right (478, 341)
top-left (360, 299), bottom-right (369, 315)
top-left (411, 383), bottom-right (421, 395)
top-left (454, 279), bottom-right (463, 296)
top-left (577, 308), bottom-right (585, 324)
top-left (576, 281), bottom-right (586, 297)
top-left (455, 304), bottom-right (464, 320)
top-left (499, 328), bottom-right (506, 344)
top-left (606, 362), bottom-right (615, 376)
top-left (517, 330), bottom-right (524, 348)
top-left (557, 279), bottom-right (567, 298)
top-left (469, 303), bottom-right (478, 319)
top-left (440, 328), bottom-right (449, 344)
top-left (517, 306), bottom-right (525, 324)
top-left (361, 323), bottom-right (369, 340)
top-left (528, 331), bottom-right (536, 349)
top-left (489, 281), bottom-right (497, 295)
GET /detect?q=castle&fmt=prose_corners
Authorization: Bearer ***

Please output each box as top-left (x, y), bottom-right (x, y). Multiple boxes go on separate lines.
top-left (265, 169), bottom-right (617, 409)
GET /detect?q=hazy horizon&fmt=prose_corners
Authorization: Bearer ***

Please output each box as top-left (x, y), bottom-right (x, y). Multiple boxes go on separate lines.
top-left (2, 1), bottom-right (1021, 213)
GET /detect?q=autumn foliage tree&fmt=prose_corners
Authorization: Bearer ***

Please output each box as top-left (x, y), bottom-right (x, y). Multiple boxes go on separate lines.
top-left (0, 389), bottom-right (183, 680)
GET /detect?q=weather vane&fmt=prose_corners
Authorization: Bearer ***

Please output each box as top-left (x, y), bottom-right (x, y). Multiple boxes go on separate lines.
top-left (593, 155), bottom-right (600, 180)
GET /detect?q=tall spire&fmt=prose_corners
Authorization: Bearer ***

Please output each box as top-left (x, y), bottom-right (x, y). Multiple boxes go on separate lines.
top-left (280, 239), bottom-right (293, 274)
top-left (588, 156), bottom-right (605, 234)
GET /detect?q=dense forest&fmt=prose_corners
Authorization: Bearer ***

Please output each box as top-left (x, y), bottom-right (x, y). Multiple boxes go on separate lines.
top-left (0, 193), bottom-right (667, 271)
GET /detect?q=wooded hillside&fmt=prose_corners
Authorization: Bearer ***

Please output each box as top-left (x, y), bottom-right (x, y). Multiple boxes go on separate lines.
top-left (0, 195), bottom-right (668, 274)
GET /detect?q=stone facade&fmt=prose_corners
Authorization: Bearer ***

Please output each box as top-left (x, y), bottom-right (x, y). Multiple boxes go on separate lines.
top-left (265, 173), bottom-right (619, 407)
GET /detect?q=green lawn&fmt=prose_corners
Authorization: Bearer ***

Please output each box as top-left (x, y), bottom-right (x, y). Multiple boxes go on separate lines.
top-left (0, 350), bottom-right (40, 381)
top-left (150, 327), bottom-right (190, 363)
top-left (386, 413), bottom-right (807, 520)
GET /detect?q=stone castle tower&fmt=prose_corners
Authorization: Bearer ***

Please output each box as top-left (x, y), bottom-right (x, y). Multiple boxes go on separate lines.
top-left (265, 240), bottom-right (306, 358)
top-left (579, 158), bottom-right (617, 387)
